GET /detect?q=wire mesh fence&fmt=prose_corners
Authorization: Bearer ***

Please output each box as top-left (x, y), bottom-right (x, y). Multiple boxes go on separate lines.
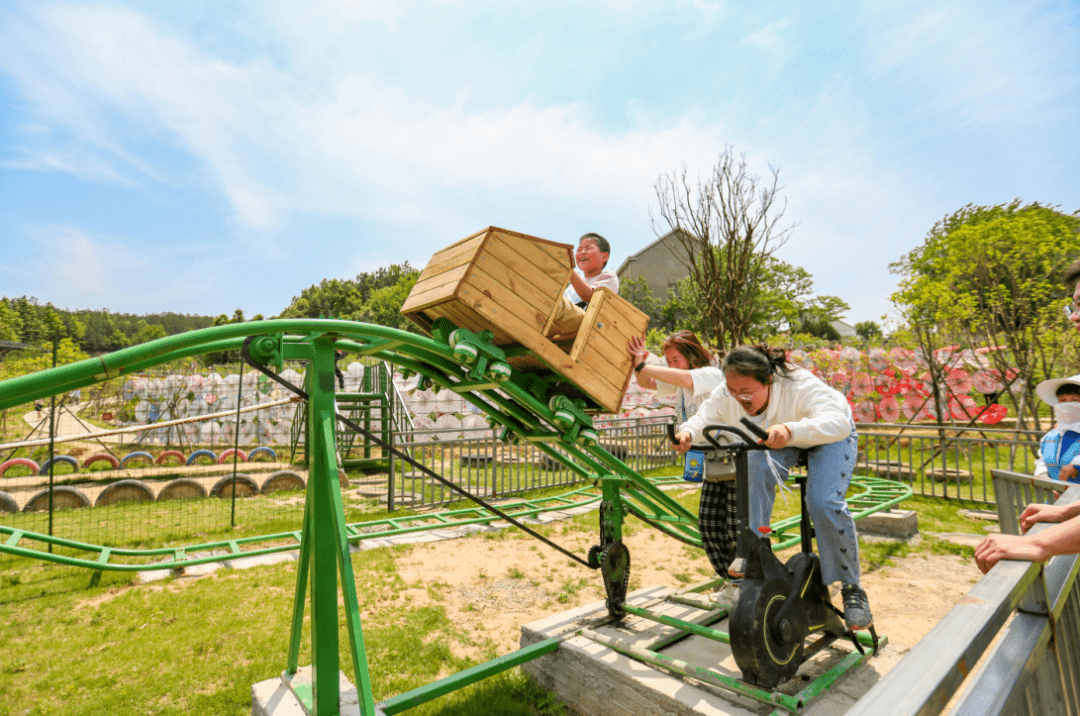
top-left (0, 357), bottom-right (399, 551)
top-left (0, 347), bottom-right (1056, 556)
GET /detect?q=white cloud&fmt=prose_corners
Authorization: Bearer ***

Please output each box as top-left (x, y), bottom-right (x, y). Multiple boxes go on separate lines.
top-left (1, 0), bottom-right (1076, 321)
top-left (19, 225), bottom-right (144, 301)
top-left (0, 3), bottom-right (729, 238)
top-left (864, 1), bottom-right (1080, 132)
top-left (50, 227), bottom-right (109, 296)
top-left (742, 16), bottom-right (793, 55)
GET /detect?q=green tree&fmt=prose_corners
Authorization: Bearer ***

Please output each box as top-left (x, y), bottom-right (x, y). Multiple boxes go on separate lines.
top-left (0, 299), bottom-right (23, 342)
top-left (855, 321), bottom-right (883, 340)
top-left (279, 262), bottom-right (419, 321)
top-left (279, 278), bottom-right (365, 319)
top-left (141, 311), bottom-right (214, 335)
top-left (361, 272), bottom-right (421, 331)
top-left (11, 297), bottom-right (44, 344)
top-left (132, 321), bottom-right (168, 345)
top-left (658, 257), bottom-right (836, 346)
top-left (62, 313), bottom-right (85, 343)
top-left (892, 201), bottom-right (1080, 429)
top-left (0, 339), bottom-right (89, 379)
top-left (661, 276), bottom-right (712, 341)
top-left (79, 311), bottom-right (130, 352)
top-left (795, 295), bottom-right (850, 339)
top-left (40, 305), bottom-right (66, 343)
top-left (750, 258), bottom-right (815, 336)
top-left (357, 263), bottom-right (418, 305)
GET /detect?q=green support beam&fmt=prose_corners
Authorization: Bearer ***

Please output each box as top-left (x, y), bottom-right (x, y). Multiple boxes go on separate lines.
top-left (378, 638), bottom-right (560, 715)
top-left (0, 318), bottom-right (911, 715)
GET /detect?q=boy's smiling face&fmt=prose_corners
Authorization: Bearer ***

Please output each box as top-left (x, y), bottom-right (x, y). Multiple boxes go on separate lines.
top-left (575, 238), bottom-right (607, 277)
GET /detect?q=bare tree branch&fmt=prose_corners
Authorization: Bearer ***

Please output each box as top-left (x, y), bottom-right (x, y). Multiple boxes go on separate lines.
top-left (651, 147), bottom-right (794, 351)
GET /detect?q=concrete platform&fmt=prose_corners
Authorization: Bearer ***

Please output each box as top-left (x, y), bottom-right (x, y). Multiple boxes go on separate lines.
top-left (519, 585), bottom-right (901, 716)
top-left (253, 666), bottom-right (371, 716)
top-left (855, 508), bottom-right (919, 539)
top-left (250, 582), bottom-right (902, 716)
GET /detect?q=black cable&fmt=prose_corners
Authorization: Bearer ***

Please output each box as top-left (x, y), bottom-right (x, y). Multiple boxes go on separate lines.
top-left (241, 336), bottom-right (595, 569)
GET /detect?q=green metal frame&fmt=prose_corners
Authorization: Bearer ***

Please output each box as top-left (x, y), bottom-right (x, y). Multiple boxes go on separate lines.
top-left (0, 319), bottom-right (912, 715)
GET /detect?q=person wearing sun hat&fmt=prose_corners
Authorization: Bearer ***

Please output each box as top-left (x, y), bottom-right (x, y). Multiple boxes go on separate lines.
top-left (1033, 374), bottom-right (1080, 482)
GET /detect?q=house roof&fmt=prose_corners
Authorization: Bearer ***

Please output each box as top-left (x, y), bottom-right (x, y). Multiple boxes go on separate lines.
top-left (615, 229), bottom-right (686, 275)
top-left (829, 319), bottom-right (856, 337)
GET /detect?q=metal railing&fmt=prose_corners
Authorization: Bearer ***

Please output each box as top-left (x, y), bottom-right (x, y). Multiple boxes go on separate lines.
top-left (847, 472), bottom-right (1080, 716)
top-left (387, 416), bottom-right (679, 509)
top-left (855, 423), bottom-right (1045, 504)
top-left (387, 367), bottom-right (416, 434)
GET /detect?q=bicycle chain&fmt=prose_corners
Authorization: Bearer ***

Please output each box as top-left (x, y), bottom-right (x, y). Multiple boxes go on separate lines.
top-left (600, 541), bottom-right (630, 619)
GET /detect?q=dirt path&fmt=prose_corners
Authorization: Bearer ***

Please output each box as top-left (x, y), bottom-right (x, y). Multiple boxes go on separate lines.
top-left (393, 522), bottom-right (983, 660)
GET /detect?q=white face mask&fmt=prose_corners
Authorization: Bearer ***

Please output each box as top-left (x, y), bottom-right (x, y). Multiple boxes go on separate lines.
top-left (1054, 401), bottom-right (1080, 432)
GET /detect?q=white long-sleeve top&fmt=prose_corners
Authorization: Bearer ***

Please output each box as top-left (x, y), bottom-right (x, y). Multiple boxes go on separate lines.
top-left (679, 367), bottom-right (854, 448)
top-left (654, 366), bottom-right (724, 423)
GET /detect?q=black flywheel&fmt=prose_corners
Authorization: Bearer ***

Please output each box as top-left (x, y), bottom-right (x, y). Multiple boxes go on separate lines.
top-left (730, 577), bottom-right (806, 688)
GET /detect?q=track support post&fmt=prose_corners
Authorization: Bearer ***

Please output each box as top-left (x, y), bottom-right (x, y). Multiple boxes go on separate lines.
top-left (280, 335), bottom-right (377, 716)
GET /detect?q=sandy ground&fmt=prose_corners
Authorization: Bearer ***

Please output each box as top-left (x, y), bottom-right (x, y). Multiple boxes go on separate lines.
top-left (392, 517), bottom-right (984, 660)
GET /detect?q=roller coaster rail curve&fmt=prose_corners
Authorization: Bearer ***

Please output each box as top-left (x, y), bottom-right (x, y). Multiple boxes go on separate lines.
top-left (0, 319), bottom-right (912, 716)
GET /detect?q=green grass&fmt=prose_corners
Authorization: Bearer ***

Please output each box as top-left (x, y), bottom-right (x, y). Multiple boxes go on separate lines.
top-left (0, 459), bottom-right (994, 716)
top-left (899, 494), bottom-right (992, 533)
top-left (859, 538), bottom-right (916, 571)
top-left (0, 543), bottom-right (570, 716)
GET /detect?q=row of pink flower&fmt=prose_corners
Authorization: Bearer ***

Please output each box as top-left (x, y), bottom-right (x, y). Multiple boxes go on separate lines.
top-left (790, 346), bottom-right (1013, 424)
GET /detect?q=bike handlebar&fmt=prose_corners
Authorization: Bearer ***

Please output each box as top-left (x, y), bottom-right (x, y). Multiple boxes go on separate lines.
top-left (665, 418), bottom-right (770, 451)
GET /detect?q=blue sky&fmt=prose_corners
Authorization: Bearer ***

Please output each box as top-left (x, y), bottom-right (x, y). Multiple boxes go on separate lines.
top-left (1, 1), bottom-right (1077, 327)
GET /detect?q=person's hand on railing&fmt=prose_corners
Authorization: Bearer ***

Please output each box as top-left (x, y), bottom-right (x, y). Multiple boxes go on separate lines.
top-left (975, 533), bottom-right (1048, 574)
top-left (976, 506), bottom-right (1080, 574)
top-left (1020, 501), bottom-right (1080, 533)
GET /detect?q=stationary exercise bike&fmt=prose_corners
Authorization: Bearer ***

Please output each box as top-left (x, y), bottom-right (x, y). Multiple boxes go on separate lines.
top-left (673, 417), bottom-right (876, 689)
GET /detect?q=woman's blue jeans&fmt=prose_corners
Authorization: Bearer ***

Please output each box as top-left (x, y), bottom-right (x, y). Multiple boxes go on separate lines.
top-left (745, 429), bottom-right (861, 586)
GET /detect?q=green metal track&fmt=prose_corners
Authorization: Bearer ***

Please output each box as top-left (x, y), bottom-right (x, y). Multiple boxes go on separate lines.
top-left (0, 319), bottom-right (913, 716)
top-left (0, 319), bottom-right (707, 565)
top-left (0, 485), bottom-right (605, 571)
top-left (0, 474), bottom-right (906, 571)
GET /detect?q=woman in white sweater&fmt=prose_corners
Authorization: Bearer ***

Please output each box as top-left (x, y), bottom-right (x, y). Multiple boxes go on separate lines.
top-left (671, 345), bottom-right (872, 630)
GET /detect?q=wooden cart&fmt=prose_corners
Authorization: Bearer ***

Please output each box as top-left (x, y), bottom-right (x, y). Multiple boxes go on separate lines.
top-left (401, 227), bottom-right (649, 413)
